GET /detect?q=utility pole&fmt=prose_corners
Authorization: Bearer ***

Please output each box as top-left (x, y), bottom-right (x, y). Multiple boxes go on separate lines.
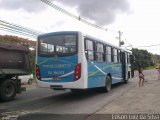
top-left (118, 30), bottom-right (124, 47)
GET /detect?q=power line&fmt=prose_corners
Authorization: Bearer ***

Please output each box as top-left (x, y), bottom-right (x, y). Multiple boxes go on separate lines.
top-left (0, 26), bottom-right (37, 38)
top-left (41, 0), bottom-right (134, 47)
top-left (0, 24), bottom-right (37, 37)
top-left (0, 19), bottom-right (42, 35)
top-left (0, 19), bottom-right (43, 38)
top-left (0, 25), bottom-right (37, 38)
top-left (41, 0), bottom-right (108, 31)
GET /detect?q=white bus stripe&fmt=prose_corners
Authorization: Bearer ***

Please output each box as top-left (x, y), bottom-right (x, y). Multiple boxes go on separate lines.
top-left (112, 76), bottom-right (123, 80)
top-left (90, 62), bottom-right (106, 75)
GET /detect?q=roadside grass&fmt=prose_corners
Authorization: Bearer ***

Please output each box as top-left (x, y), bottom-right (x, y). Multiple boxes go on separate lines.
top-left (146, 63), bottom-right (160, 70)
top-left (145, 66), bottom-right (156, 70)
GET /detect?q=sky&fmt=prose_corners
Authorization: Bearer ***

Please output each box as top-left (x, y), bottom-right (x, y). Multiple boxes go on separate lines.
top-left (0, 0), bottom-right (160, 55)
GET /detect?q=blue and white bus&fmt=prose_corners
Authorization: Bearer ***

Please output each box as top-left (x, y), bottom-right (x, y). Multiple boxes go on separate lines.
top-left (36, 31), bottom-right (132, 92)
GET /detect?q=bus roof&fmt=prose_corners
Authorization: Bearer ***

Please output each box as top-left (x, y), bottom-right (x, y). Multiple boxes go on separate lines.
top-left (38, 31), bottom-right (132, 54)
top-left (38, 31), bottom-right (79, 38)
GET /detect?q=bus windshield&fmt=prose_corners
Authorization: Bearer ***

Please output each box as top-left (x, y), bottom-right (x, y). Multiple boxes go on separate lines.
top-left (38, 34), bottom-right (77, 56)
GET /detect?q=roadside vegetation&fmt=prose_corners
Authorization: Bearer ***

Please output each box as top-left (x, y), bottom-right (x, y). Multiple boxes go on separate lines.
top-left (132, 48), bottom-right (160, 70)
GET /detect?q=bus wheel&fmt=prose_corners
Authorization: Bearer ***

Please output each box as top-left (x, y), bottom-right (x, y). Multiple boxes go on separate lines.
top-left (124, 72), bottom-right (130, 84)
top-left (0, 79), bottom-right (16, 101)
top-left (124, 80), bottom-right (128, 84)
top-left (104, 76), bottom-right (112, 92)
top-left (70, 89), bottom-right (80, 93)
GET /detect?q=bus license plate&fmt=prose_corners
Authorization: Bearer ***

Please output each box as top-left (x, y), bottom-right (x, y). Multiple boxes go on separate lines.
top-left (53, 77), bottom-right (61, 80)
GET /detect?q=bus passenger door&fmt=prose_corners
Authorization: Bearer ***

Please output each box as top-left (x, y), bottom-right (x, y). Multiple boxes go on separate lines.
top-left (121, 52), bottom-right (126, 80)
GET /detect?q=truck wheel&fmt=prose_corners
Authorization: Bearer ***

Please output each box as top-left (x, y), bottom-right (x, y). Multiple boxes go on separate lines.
top-left (103, 76), bottom-right (112, 92)
top-left (0, 80), bottom-right (16, 101)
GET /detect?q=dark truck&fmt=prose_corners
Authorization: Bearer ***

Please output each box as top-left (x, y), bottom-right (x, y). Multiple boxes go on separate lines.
top-left (0, 44), bottom-right (32, 101)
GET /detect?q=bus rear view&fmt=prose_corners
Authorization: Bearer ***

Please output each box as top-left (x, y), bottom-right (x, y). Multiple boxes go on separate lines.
top-left (36, 31), bottom-right (87, 90)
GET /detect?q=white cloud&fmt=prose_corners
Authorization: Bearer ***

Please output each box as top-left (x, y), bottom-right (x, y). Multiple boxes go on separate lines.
top-left (0, 0), bottom-right (160, 54)
top-left (58, 0), bottom-right (131, 25)
top-left (0, 0), bottom-right (46, 12)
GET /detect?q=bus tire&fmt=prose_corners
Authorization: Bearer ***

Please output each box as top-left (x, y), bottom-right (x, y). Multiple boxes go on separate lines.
top-left (124, 80), bottom-right (128, 84)
top-left (128, 71), bottom-right (130, 79)
top-left (122, 78), bottom-right (128, 84)
top-left (0, 79), bottom-right (16, 101)
top-left (103, 75), bottom-right (112, 92)
top-left (70, 89), bottom-right (81, 93)
top-left (124, 72), bottom-right (130, 84)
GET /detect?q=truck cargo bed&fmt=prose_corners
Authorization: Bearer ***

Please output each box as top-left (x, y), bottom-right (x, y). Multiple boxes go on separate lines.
top-left (0, 44), bottom-right (31, 76)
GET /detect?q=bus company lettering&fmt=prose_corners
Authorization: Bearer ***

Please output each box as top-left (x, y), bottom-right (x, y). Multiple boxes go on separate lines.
top-left (43, 64), bottom-right (71, 69)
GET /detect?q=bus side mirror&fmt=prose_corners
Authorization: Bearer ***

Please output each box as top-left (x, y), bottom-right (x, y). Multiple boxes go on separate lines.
top-left (85, 50), bottom-right (88, 56)
top-left (85, 50), bottom-right (88, 59)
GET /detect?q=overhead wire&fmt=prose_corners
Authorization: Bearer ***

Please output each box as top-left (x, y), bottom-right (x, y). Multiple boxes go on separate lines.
top-left (41, 0), bottom-right (135, 48)
top-left (0, 24), bottom-right (37, 37)
top-left (0, 1), bottom-right (135, 49)
top-left (41, 0), bottom-right (107, 31)
top-left (0, 26), bottom-right (37, 38)
top-left (0, 19), bottom-right (42, 35)
top-left (0, 26), bottom-right (37, 39)
top-left (0, 19), bottom-right (43, 38)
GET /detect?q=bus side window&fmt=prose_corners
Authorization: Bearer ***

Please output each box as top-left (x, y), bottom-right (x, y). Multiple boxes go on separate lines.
top-left (85, 40), bottom-right (94, 61)
top-left (113, 48), bottom-right (118, 63)
top-left (125, 52), bottom-right (128, 63)
top-left (106, 46), bottom-right (111, 62)
top-left (96, 43), bottom-right (104, 62)
top-left (117, 50), bottom-right (121, 63)
top-left (127, 53), bottom-right (130, 64)
top-left (111, 48), bottom-right (114, 62)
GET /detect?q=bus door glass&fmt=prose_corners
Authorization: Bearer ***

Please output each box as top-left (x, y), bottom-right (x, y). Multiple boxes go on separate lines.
top-left (121, 52), bottom-right (126, 80)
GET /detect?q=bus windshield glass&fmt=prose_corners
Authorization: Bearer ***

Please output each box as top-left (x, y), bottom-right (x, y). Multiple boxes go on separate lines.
top-left (38, 34), bottom-right (77, 56)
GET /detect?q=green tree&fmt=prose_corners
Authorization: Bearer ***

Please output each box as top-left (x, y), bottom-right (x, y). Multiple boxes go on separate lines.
top-left (0, 35), bottom-right (36, 48)
top-left (132, 48), bottom-right (160, 70)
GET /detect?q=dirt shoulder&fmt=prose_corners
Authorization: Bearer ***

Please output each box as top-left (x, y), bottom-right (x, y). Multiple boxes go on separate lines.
top-left (97, 71), bottom-right (160, 114)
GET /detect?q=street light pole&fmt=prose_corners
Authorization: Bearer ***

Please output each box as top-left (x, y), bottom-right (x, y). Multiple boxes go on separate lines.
top-left (118, 30), bottom-right (124, 47)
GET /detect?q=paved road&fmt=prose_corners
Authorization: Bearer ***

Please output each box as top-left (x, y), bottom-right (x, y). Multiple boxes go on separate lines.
top-left (0, 69), bottom-right (158, 120)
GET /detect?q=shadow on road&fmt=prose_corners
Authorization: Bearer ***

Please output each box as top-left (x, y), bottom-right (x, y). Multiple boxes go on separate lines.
top-left (0, 82), bottom-right (128, 120)
top-left (0, 82), bottom-right (124, 104)
top-left (35, 82), bottom-right (124, 101)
